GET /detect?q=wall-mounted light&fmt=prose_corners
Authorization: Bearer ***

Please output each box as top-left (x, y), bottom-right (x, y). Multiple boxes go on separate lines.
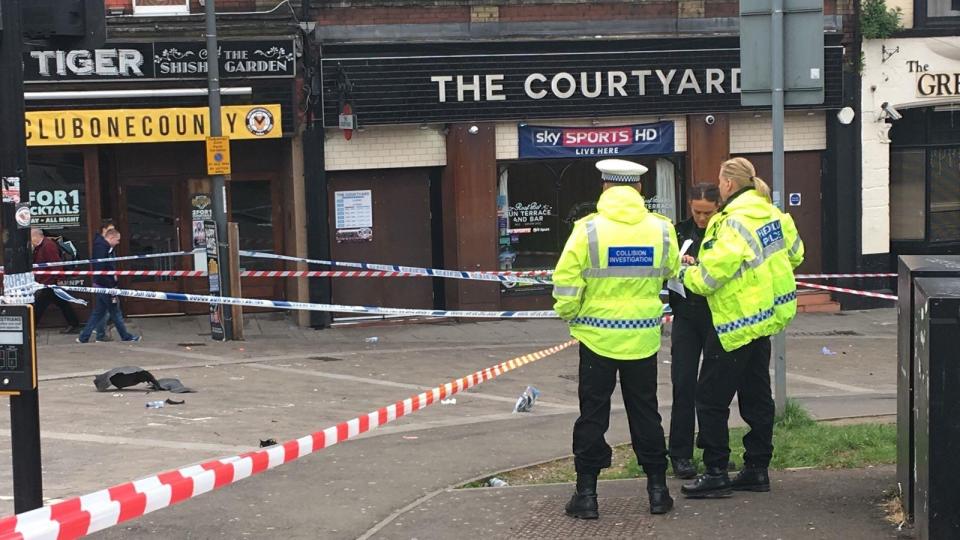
top-left (591, 118), bottom-right (601, 126)
top-left (836, 107), bottom-right (855, 125)
top-left (468, 125), bottom-right (480, 135)
top-left (518, 121), bottom-right (528, 128)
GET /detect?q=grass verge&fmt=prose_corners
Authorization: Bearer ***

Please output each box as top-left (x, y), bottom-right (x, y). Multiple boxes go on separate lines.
top-left (463, 400), bottom-right (896, 488)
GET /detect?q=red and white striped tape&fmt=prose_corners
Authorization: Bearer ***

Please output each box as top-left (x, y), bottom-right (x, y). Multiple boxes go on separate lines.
top-left (796, 281), bottom-right (898, 301)
top-left (0, 340), bottom-right (576, 540)
top-left (29, 270), bottom-right (549, 279)
top-left (795, 273), bottom-right (897, 279)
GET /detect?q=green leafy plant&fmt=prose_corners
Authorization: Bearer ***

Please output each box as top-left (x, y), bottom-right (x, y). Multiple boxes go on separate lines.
top-left (860, 0), bottom-right (903, 40)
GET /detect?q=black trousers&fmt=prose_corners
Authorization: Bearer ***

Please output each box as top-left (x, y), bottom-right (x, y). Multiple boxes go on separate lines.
top-left (668, 309), bottom-right (713, 460)
top-left (695, 332), bottom-right (774, 469)
top-left (34, 287), bottom-right (79, 328)
top-left (573, 343), bottom-right (668, 476)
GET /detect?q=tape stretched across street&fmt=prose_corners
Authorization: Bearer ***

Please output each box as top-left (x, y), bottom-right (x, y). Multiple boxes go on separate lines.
top-left (238, 250), bottom-right (551, 284)
top-left (794, 281), bottom-right (898, 301)
top-left (0, 341), bottom-right (577, 540)
top-left (52, 284), bottom-right (561, 319)
top-left (29, 249), bottom-right (202, 269)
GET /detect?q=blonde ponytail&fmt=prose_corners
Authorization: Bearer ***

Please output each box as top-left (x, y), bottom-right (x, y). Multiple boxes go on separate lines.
top-left (751, 176), bottom-right (772, 202)
top-left (720, 157), bottom-right (771, 202)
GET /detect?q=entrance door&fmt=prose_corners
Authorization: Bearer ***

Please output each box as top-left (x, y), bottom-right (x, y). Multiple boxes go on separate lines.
top-left (738, 152), bottom-right (823, 274)
top-left (117, 179), bottom-right (189, 315)
top-left (327, 169), bottom-right (434, 316)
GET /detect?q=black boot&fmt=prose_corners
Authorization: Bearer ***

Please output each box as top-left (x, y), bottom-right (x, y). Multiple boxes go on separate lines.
top-left (680, 466), bottom-right (732, 499)
top-left (671, 458), bottom-right (697, 480)
top-left (731, 465), bottom-right (770, 492)
top-left (646, 473), bottom-right (674, 515)
top-left (565, 473), bottom-right (599, 519)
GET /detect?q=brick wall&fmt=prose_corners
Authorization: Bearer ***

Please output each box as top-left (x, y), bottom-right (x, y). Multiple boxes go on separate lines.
top-left (312, 0), bottom-right (847, 27)
top-left (324, 125), bottom-right (447, 171)
top-left (729, 111), bottom-right (826, 154)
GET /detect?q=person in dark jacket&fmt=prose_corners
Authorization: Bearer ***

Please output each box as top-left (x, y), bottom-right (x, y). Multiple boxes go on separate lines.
top-left (31, 228), bottom-right (81, 333)
top-left (77, 229), bottom-right (141, 343)
top-left (91, 219), bottom-right (116, 341)
top-left (668, 183), bottom-right (721, 479)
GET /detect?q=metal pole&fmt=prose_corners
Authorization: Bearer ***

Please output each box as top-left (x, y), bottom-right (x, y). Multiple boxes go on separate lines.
top-left (1, 0), bottom-right (44, 512)
top-left (205, 0), bottom-right (234, 340)
top-left (771, 0), bottom-right (788, 416)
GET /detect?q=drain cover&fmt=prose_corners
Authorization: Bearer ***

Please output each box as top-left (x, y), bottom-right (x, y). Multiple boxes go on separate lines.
top-left (511, 496), bottom-right (653, 539)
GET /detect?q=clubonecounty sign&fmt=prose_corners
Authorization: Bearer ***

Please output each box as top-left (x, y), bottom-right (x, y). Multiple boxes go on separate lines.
top-left (519, 121), bottom-right (674, 159)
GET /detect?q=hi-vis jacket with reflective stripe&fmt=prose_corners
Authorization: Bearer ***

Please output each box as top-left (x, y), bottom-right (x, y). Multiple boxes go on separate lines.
top-left (681, 188), bottom-right (804, 352)
top-left (553, 186), bottom-right (680, 360)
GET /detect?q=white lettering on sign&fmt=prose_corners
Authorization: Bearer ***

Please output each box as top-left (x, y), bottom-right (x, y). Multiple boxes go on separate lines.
top-left (31, 49), bottom-right (145, 77)
top-left (430, 68), bottom-right (744, 103)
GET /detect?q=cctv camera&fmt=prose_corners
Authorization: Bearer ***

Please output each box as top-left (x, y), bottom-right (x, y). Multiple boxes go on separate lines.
top-left (881, 102), bottom-right (902, 121)
top-left (704, 115), bottom-right (716, 125)
top-left (468, 125), bottom-right (480, 134)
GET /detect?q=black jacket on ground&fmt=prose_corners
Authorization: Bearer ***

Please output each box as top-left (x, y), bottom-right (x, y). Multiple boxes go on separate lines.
top-left (668, 218), bottom-right (710, 319)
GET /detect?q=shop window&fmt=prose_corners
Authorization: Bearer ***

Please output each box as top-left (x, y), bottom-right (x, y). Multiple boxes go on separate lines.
top-left (126, 184), bottom-right (179, 283)
top-left (230, 180), bottom-right (276, 271)
top-left (890, 149), bottom-right (926, 241)
top-left (496, 157), bottom-right (682, 281)
top-left (27, 151), bottom-right (88, 275)
top-left (915, 0), bottom-right (960, 26)
top-left (929, 147), bottom-right (960, 242)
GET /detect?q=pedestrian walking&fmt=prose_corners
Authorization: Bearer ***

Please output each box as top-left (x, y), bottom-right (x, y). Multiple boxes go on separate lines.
top-left (30, 228), bottom-right (81, 333)
top-left (553, 159), bottom-right (680, 518)
top-left (679, 157), bottom-right (804, 498)
top-left (667, 183), bottom-right (721, 480)
top-left (91, 219), bottom-right (116, 341)
top-left (77, 228), bottom-right (141, 344)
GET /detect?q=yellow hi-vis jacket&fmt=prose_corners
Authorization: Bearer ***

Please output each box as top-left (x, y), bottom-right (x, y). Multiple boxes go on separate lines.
top-left (681, 188), bottom-right (804, 352)
top-left (553, 186), bottom-right (679, 360)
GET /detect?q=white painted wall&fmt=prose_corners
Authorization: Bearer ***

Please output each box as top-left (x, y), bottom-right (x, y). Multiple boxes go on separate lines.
top-left (860, 37), bottom-right (960, 254)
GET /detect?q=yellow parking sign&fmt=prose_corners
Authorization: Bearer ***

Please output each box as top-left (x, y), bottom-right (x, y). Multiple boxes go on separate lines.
top-left (206, 136), bottom-right (231, 176)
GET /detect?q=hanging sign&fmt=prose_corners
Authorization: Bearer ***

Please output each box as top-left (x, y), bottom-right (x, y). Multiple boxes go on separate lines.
top-left (518, 121), bottom-right (674, 159)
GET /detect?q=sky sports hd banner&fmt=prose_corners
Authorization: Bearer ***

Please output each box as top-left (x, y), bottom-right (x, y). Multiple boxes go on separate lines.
top-left (518, 121), bottom-right (674, 160)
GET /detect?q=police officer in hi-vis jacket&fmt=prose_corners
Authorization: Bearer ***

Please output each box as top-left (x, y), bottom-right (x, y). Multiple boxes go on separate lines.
top-left (553, 159), bottom-right (680, 518)
top-left (679, 157), bottom-right (804, 499)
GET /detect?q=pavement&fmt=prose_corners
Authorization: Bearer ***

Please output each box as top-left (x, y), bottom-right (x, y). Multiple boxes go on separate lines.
top-left (0, 308), bottom-right (905, 538)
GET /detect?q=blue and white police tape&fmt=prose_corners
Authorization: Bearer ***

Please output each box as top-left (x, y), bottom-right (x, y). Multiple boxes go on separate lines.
top-left (29, 249), bottom-right (202, 269)
top-left (238, 250), bottom-right (551, 285)
top-left (53, 284), bottom-right (560, 319)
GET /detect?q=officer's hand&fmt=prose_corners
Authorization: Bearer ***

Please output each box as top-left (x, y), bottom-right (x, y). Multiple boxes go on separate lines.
top-left (681, 255), bottom-right (697, 265)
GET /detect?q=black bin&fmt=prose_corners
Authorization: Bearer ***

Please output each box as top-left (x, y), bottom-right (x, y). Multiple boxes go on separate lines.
top-left (897, 256), bottom-right (960, 518)
top-left (913, 277), bottom-right (960, 540)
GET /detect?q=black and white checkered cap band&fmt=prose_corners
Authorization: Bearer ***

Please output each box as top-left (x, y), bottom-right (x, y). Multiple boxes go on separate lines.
top-left (601, 173), bottom-right (642, 184)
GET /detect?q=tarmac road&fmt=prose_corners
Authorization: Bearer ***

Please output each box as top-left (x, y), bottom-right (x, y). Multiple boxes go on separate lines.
top-left (0, 309), bottom-right (898, 538)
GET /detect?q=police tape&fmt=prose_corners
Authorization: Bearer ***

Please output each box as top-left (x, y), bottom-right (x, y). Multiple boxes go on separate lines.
top-left (795, 281), bottom-right (898, 301)
top-left (30, 249), bottom-right (201, 269)
top-left (794, 273), bottom-right (897, 279)
top-left (0, 340), bottom-right (578, 540)
top-left (32, 270), bottom-right (498, 279)
top-left (53, 285), bottom-right (560, 319)
top-left (238, 251), bottom-right (550, 284)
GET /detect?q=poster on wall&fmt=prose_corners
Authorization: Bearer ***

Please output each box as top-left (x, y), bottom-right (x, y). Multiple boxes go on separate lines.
top-left (191, 194), bottom-right (213, 250)
top-left (204, 220), bottom-right (225, 341)
top-left (334, 190), bottom-right (373, 242)
top-left (28, 189), bottom-right (81, 228)
top-left (334, 190), bottom-right (373, 229)
top-left (518, 121), bottom-right (674, 160)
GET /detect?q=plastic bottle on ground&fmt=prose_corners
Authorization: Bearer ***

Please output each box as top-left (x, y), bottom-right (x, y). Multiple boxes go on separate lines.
top-left (145, 400), bottom-right (165, 409)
